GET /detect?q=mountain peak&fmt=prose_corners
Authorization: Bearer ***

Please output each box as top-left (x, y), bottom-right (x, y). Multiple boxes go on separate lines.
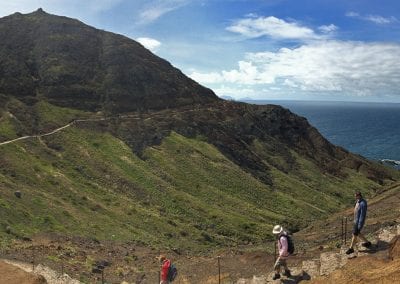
top-left (0, 10), bottom-right (218, 113)
top-left (35, 8), bottom-right (46, 13)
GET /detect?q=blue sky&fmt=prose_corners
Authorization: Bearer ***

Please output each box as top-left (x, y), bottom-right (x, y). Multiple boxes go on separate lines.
top-left (1, 0), bottom-right (400, 102)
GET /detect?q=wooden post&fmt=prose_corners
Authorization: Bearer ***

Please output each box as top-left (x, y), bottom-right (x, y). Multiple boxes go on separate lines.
top-left (341, 217), bottom-right (344, 244)
top-left (32, 249), bottom-right (35, 271)
top-left (218, 256), bottom-right (221, 284)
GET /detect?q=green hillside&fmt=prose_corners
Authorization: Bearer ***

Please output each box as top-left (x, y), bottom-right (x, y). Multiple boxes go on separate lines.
top-left (1, 101), bottom-right (395, 252)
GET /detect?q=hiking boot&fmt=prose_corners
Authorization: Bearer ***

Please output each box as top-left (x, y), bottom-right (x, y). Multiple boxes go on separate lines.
top-left (272, 273), bottom-right (281, 280)
top-left (283, 269), bottom-right (291, 277)
top-left (345, 247), bottom-right (354, 255)
top-left (362, 241), bottom-right (372, 248)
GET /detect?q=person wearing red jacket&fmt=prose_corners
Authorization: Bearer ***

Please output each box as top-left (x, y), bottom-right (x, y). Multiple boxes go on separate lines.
top-left (158, 255), bottom-right (171, 284)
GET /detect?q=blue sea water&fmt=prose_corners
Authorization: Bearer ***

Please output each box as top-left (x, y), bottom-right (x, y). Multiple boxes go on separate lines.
top-left (248, 100), bottom-right (400, 168)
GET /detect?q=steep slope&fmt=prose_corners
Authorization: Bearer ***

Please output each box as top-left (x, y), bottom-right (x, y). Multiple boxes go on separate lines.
top-left (0, 9), bottom-right (399, 255)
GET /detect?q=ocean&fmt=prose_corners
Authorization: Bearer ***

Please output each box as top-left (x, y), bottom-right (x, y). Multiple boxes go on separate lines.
top-left (247, 100), bottom-right (400, 169)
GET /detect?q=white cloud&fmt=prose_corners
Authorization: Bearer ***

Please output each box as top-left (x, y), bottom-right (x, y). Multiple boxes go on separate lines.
top-left (189, 71), bottom-right (223, 84)
top-left (345, 12), bottom-right (359, 18)
top-left (138, 0), bottom-right (189, 25)
top-left (136, 37), bottom-right (161, 51)
top-left (212, 85), bottom-right (257, 99)
top-left (318, 24), bottom-right (338, 33)
top-left (346, 11), bottom-right (398, 25)
top-left (189, 41), bottom-right (400, 99)
top-left (365, 15), bottom-right (397, 25)
top-left (226, 16), bottom-right (321, 40)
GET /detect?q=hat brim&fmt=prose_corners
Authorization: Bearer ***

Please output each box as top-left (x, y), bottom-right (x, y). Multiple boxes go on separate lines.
top-left (272, 227), bottom-right (283, 234)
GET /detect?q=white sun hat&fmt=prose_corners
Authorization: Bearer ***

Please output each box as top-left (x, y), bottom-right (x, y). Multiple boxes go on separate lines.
top-left (272, 225), bottom-right (283, 234)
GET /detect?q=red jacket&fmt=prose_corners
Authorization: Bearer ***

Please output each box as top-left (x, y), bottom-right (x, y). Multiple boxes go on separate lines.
top-left (161, 259), bottom-right (171, 281)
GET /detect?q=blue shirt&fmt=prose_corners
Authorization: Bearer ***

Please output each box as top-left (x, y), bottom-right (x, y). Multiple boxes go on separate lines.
top-left (354, 198), bottom-right (367, 229)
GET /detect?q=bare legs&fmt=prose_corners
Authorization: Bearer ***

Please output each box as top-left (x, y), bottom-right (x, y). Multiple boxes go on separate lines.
top-left (350, 232), bottom-right (368, 249)
top-left (274, 257), bottom-right (288, 274)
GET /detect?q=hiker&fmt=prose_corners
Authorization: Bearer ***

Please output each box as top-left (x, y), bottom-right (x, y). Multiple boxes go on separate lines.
top-left (346, 191), bottom-right (372, 255)
top-left (158, 255), bottom-right (171, 284)
top-left (272, 225), bottom-right (292, 280)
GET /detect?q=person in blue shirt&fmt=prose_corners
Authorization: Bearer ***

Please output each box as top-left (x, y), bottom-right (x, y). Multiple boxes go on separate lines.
top-left (346, 191), bottom-right (372, 254)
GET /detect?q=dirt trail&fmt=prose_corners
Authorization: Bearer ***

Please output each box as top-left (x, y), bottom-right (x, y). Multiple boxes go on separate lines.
top-left (0, 108), bottom-right (188, 147)
top-left (1, 259), bottom-right (81, 284)
top-left (0, 260), bottom-right (47, 284)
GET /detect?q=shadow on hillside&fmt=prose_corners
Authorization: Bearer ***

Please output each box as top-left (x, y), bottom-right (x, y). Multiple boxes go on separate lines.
top-left (280, 271), bottom-right (311, 283)
top-left (357, 240), bottom-right (390, 255)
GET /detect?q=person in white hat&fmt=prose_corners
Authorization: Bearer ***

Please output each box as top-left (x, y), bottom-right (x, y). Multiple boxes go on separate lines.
top-left (272, 225), bottom-right (291, 280)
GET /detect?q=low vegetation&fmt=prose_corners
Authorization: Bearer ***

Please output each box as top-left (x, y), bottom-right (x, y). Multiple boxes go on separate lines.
top-left (1, 101), bottom-right (397, 253)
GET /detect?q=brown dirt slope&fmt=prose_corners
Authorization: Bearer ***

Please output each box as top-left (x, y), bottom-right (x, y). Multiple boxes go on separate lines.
top-left (389, 235), bottom-right (400, 260)
top-left (0, 261), bottom-right (47, 284)
top-left (296, 181), bottom-right (400, 249)
top-left (310, 235), bottom-right (400, 284)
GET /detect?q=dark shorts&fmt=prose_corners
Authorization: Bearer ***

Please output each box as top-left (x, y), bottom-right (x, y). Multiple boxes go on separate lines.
top-left (353, 224), bottom-right (362, 236)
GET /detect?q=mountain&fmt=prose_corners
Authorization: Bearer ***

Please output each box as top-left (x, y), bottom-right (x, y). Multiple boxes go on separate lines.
top-left (0, 8), bottom-right (216, 113)
top-left (0, 9), bottom-right (399, 257)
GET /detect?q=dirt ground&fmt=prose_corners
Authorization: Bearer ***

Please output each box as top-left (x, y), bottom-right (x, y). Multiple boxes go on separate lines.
top-left (0, 234), bottom-right (318, 283)
top-left (309, 236), bottom-right (400, 284)
top-left (2, 182), bottom-right (399, 283)
top-left (0, 260), bottom-right (47, 284)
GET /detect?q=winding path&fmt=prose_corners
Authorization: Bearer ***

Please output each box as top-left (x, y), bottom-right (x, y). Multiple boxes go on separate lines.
top-left (0, 122), bottom-right (75, 147)
top-left (0, 116), bottom-right (126, 147)
top-left (0, 108), bottom-right (200, 147)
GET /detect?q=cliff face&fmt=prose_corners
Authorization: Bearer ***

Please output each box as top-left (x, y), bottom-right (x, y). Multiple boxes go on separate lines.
top-left (0, 9), bottom-right (217, 112)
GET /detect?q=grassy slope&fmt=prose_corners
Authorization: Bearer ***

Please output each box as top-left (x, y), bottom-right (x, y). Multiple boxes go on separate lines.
top-left (0, 102), bottom-right (395, 252)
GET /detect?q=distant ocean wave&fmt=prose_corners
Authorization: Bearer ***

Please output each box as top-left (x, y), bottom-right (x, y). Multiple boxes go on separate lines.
top-left (381, 159), bottom-right (400, 165)
top-left (381, 159), bottom-right (400, 169)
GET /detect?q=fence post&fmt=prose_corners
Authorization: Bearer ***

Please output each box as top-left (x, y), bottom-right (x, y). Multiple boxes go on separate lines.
top-left (32, 249), bottom-right (35, 271)
top-left (158, 263), bottom-right (161, 284)
top-left (341, 217), bottom-right (344, 244)
top-left (217, 256), bottom-right (221, 284)
top-left (344, 217), bottom-right (348, 245)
